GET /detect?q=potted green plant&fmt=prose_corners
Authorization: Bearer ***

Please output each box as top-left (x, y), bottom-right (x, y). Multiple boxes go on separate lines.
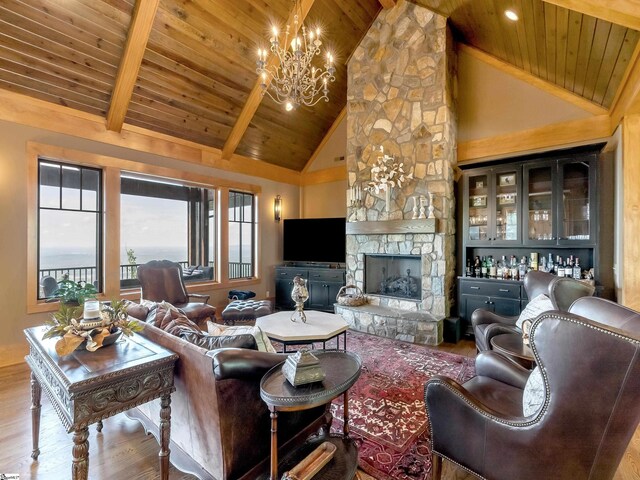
top-left (49, 277), bottom-right (98, 305)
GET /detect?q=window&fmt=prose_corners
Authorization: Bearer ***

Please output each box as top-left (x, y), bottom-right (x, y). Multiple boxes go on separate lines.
top-left (119, 174), bottom-right (215, 286)
top-left (228, 191), bottom-right (255, 279)
top-left (38, 159), bottom-right (102, 299)
top-left (28, 143), bottom-right (261, 313)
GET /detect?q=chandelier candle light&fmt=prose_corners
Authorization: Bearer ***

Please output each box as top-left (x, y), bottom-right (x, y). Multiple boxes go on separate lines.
top-left (256, 1), bottom-right (336, 111)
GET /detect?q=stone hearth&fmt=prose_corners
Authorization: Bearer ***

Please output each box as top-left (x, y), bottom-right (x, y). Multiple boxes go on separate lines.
top-left (344, 1), bottom-right (457, 346)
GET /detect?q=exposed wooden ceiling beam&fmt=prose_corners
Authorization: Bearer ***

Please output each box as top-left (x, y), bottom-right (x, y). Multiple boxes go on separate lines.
top-left (540, 0), bottom-right (640, 31)
top-left (378, 0), bottom-right (397, 8)
top-left (457, 115), bottom-right (610, 163)
top-left (106, 0), bottom-right (159, 133)
top-left (460, 44), bottom-right (609, 116)
top-left (221, 0), bottom-right (316, 160)
top-left (610, 41), bottom-right (640, 130)
top-left (302, 106), bottom-right (346, 173)
top-left (0, 88), bottom-right (302, 185)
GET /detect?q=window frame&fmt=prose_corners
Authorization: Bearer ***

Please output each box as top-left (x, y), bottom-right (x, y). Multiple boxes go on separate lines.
top-left (228, 190), bottom-right (257, 279)
top-left (37, 159), bottom-right (104, 299)
top-left (119, 173), bottom-right (215, 286)
top-left (27, 142), bottom-right (262, 313)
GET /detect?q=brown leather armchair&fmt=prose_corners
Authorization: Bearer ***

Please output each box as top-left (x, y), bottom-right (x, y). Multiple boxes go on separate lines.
top-left (472, 270), bottom-right (595, 351)
top-left (426, 297), bottom-right (640, 480)
top-left (137, 260), bottom-right (217, 327)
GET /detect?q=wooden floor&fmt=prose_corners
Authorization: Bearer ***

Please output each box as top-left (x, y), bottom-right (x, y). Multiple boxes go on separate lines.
top-left (1, 338), bottom-right (638, 480)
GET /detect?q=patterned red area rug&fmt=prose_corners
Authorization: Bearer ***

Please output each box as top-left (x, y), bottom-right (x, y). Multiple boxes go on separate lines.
top-left (331, 330), bottom-right (476, 480)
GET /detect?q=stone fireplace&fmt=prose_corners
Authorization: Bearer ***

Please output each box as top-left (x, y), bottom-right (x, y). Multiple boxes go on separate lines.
top-left (335, 1), bottom-right (457, 346)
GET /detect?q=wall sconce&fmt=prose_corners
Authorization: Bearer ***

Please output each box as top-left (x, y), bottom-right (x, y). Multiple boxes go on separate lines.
top-left (274, 195), bottom-right (282, 222)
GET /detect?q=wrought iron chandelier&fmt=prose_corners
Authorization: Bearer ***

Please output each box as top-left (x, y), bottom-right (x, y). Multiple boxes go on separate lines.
top-left (256, 1), bottom-right (336, 111)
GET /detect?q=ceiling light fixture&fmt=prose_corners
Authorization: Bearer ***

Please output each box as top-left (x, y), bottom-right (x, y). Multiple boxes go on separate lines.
top-left (505, 9), bottom-right (519, 21)
top-left (256, 0), bottom-right (336, 111)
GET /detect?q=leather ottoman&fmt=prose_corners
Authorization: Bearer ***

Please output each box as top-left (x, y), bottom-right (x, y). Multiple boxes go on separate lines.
top-left (221, 300), bottom-right (273, 326)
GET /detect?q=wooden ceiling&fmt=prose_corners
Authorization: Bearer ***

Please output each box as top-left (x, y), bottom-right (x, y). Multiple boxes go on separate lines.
top-left (0, 0), bottom-right (380, 172)
top-left (413, 0), bottom-right (640, 109)
top-left (0, 0), bottom-right (638, 173)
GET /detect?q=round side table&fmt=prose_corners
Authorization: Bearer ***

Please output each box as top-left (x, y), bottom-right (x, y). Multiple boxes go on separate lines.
top-left (491, 332), bottom-right (535, 369)
top-left (260, 350), bottom-right (362, 480)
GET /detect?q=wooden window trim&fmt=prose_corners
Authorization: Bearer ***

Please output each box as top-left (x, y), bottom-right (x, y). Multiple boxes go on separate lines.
top-left (27, 142), bottom-right (262, 314)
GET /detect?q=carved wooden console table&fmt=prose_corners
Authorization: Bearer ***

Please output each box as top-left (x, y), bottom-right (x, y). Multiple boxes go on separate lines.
top-left (24, 326), bottom-right (178, 480)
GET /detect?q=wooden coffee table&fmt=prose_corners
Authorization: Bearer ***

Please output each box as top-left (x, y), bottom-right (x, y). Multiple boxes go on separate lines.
top-left (491, 332), bottom-right (535, 369)
top-left (24, 326), bottom-right (178, 480)
top-left (259, 350), bottom-right (362, 480)
top-left (256, 310), bottom-right (349, 352)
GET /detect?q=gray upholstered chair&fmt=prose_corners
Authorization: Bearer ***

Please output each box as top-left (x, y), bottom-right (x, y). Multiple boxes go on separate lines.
top-left (426, 297), bottom-right (640, 480)
top-left (40, 275), bottom-right (58, 298)
top-left (472, 271), bottom-right (595, 351)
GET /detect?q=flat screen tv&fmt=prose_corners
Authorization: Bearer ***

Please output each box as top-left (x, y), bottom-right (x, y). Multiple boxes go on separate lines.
top-left (283, 218), bottom-right (346, 264)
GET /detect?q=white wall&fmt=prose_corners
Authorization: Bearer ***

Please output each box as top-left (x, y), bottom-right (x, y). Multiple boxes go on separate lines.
top-left (301, 180), bottom-right (347, 218)
top-left (0, 119), bottom-right (300, 366)
top-left (306, 116), bottom-right (347, 172)
top-left (457, 48), bottom-right (593, 142)
top-left (301, 112), bottom-right (347, 218)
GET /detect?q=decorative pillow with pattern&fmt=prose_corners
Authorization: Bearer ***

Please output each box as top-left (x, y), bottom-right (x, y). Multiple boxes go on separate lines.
top-left (207, 321), bottom-right (276, 352)
top-left (516, 293), bottom-right (554, 329)
top-left (522, 366), bottom-right (545, 416)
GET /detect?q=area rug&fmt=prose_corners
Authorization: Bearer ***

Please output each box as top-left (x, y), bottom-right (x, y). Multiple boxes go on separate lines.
top-left (330, 330), bottom-right (476, 480)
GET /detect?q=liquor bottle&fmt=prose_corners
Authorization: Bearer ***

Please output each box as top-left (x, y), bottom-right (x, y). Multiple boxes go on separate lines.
top-left (518, 256), bottom-right (528, 280)
top-left (573, 257), bottom-right (582, 280)
top-left (564, 257), bottom-right (573, 277)
top-left (466, 258), bottom-right (472, 277)
top-left (557, 257), bottom-right (565, 277)
top-left (474, 256), bottom-right (481, 278)
top-left (547, 253), bottom-right (554, 274)
top-left (540, 256), bottom-right (547, 273)
top-left (489, 255), bottom-right (497, 278)
top-left (510, 255), bottom-right (518, 280)
top-left (481, 256), bottom-right (488, 278)
top-left (530, 252), bottom-right (538, 271)
top-left (500, 255), bottom-right (508, 279)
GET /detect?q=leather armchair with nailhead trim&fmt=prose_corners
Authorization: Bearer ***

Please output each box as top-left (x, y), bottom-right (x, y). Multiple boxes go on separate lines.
top-left (426, 297), bottom-right (640, 480)
top-left (472, 270), bottom-right (595, 352)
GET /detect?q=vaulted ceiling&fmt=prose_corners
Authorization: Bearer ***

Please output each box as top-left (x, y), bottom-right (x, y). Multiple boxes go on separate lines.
top-left (0, 0), bottom-right (638, 173)
top-left (414, 0), bottom-right (640, 109)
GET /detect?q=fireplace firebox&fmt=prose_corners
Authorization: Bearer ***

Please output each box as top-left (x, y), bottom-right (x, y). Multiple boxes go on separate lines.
top-left (364, 254), bottom-right (422, 301)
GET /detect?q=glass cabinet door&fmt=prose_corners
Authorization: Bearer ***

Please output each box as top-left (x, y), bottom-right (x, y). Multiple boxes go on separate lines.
top-left (525, 165), bottom-right (554, 243)
top-left (494, 169), bottom-right (519, 242)
top-left (467, 173), bottom-right (489, 242)
top-left (559, 160), bottom-right (592, 242)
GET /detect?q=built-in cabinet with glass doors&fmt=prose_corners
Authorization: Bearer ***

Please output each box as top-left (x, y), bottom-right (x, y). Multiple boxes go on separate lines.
top-left (458, 149), bottom-right (600, 330)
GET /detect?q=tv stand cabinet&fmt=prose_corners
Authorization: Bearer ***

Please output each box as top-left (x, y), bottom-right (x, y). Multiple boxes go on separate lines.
top-left (275, 264), bottom-right (345, 312)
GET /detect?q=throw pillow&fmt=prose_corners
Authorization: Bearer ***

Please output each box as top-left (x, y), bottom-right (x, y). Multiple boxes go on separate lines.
top-left (179, 330), bottom-right (258, 351)
top-left (122, 300), bottom-right (149, 321)
top-left (522, 366), bottom-right (545, 416)
top-left (516, 293), bottom-right (554, 330)
top-left (207, 321), bottom-right (276, 353)
top-left (152, 301), bottom-right (201, 336)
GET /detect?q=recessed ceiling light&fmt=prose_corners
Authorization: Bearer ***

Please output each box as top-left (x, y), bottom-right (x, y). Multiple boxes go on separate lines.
top-left (505, 10), bottom-right (519, 21)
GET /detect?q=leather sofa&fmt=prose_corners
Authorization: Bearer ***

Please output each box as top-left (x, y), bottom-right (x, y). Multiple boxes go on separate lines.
top-left (126, 304), bottom-right (330, 480)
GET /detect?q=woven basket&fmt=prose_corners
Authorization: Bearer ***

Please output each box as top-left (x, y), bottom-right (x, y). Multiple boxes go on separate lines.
top-left (336, 285), bottom-right (366, 307)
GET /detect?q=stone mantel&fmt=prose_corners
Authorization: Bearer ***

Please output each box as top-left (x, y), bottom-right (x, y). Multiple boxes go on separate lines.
top-left (346, 219), bottom-right (436, 235)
